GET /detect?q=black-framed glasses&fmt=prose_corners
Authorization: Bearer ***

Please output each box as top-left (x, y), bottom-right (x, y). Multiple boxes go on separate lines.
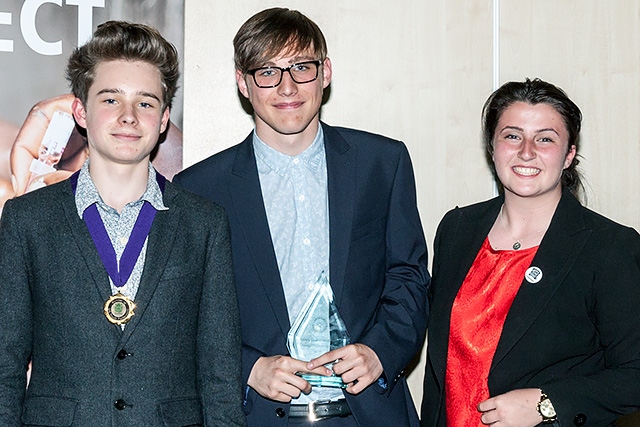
top-left (247, 60), bottom-right (322, 88)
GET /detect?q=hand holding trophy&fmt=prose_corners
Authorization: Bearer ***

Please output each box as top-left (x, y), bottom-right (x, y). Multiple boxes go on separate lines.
top-left (287, 271), bottom-right (350, 388)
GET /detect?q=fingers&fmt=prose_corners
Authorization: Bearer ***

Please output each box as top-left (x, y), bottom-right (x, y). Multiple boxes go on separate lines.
top-left (11, 111), bottom-right (48, 196)
top-left (0, 179), bottom-right (14, 210)
top-left (308, 347), bottom-right (348, 375)
top-left (10, 94), bottom-right (76, 196)
top-left (477, 397), bottom-right (496, 413)
top-left (247, 355), bottom-right (313, 402)
top-left (478, 398), bottom-right (497, 425)
top-left (476, 389), bottom-right (543, 427)
top-left (307, 344), bottom-right (384, 395)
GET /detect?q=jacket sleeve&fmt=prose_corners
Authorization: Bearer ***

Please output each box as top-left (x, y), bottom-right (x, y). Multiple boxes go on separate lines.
top-left (197, 208), bottom-right (246, 427)
top-left (540, 225), bottom-right (640, 426)
top-left (0, 199), bottom-right (32, 426)
top-left (358, 143), bottom-right (430, 393)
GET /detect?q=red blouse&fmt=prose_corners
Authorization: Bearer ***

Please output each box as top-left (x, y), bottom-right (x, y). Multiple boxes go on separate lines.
top-left (445, 238), bottom-right (538, 427)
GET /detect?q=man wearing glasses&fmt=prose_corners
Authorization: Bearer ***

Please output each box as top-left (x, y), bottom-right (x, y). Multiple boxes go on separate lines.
top-left (174, 8), bottom-right (429, 427)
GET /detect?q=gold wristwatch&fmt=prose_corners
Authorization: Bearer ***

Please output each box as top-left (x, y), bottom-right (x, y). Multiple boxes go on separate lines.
top-left (537, 391), bottom-right (557, 424)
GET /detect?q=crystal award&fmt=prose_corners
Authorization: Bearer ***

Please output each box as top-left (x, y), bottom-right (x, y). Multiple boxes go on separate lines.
top-left (287, 272), bottom-right (350, 388)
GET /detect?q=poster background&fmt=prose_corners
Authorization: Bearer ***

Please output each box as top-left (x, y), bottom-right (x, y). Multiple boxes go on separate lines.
top-left (0, 0), bottom-right (185, 210)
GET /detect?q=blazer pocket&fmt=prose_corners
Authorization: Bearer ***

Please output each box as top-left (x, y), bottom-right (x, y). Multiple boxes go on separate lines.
top-left (21, 395), bottom-right (77, 426)
top-left (351, 216), bottom-right (387, 243)
top-left (158, 396), bottom-right (203, 427)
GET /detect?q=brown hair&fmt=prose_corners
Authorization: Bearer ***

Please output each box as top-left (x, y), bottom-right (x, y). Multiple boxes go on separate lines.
top-left (233, 8), bottom-right (328, 73)
top-left (482, 78), bottom-right (583, 195)
top-left (66, 21), bottom-right (179, 109)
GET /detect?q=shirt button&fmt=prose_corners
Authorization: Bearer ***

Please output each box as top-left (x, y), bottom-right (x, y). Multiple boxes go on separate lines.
top-left (303, 238), bottom-right (310, 245)
top-left (119, 236), bottom-right (128, 246)
top-left (308, 283), bottom-right (315, 290)
top-left (299, 195), bottom-right (305, 201)
top-left (292, 158), bottom-right (300, 165)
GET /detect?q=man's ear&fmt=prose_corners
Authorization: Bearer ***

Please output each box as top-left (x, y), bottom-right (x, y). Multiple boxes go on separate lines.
top-left (236, 69), bottom-right (250, 99)
top-left (71, 97), bottom-right (87, 129)
top-left (321, 57), bottom-right (332, 89)
top-left (160, 107), bottom-right (170, 133)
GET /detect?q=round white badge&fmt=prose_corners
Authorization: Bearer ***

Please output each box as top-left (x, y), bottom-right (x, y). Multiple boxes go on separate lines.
top-left (525, 266), bottom-right (543, 284)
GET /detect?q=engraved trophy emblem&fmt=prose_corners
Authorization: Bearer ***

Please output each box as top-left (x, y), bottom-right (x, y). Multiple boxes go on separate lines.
top-left (287, 272), bottom-right (350, 388)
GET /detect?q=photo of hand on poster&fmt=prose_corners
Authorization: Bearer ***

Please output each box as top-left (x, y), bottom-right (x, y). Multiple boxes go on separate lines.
top-left (0, 0), bottom-right (184, 214)
top-left (0, 119), bottom-right (18, 208)
top-left (6, 95), bottom-right (85, 206)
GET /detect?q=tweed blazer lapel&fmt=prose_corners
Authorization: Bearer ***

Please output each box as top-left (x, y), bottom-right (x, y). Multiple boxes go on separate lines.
top-left (59, 181), bottom-right (121, 339)
top-left (490, 190), bottom-right (591, 372)
top-left (323, 123), bottom-right (355, 307)
top-left (61, 178), bottom-right (183, 340)
top-left (229, 135), bottom-right (291, 336)
top-left (118, 185), bottom-right (181, 343)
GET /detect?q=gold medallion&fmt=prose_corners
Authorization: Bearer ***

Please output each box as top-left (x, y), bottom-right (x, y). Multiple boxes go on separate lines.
top-left (104, 293), bottom-right (136, 325)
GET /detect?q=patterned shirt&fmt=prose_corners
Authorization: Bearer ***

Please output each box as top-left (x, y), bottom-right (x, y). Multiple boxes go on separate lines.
top-left (254, 127), bottom-right (342, 403)
top-left (75, 160), bottom-right (167, 327)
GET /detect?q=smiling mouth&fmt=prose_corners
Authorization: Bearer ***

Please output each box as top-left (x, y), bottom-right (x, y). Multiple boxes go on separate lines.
top-left (275, 102), bottom-right (303, 109)
top-left (112, 133), bottom-right (140, 140)
top-left (512, 166), bottom-right (540, 176)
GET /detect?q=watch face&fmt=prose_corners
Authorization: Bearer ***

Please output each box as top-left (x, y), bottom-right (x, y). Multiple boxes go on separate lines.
top-left (539, 398), bottom-right (557, 417)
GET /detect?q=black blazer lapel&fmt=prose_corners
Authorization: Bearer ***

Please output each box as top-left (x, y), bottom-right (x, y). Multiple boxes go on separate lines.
top-left (491, 191), bottom-right (591, 371)
top-left (230, 135), bottom-right (291, 336)
top-left (323, 123), bottom-right (355, 306)
top-left (428, 197), bottom-right (503, 384)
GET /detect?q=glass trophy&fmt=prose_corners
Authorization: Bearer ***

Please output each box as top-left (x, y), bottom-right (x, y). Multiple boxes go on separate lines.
top-left (287, 272), bottom-right (350, 388)
top-left (287, 271), bottom-right (351, 388)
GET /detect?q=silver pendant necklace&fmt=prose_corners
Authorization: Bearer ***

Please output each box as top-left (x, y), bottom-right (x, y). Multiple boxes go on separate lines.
top-left (499, 205), bottom-right (545, 250)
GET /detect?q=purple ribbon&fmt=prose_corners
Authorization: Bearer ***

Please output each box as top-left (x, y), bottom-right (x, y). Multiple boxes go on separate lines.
top-left (71, 171), bottom-right (165, 288)
top-left (83, 202), bottom-right (156, 288)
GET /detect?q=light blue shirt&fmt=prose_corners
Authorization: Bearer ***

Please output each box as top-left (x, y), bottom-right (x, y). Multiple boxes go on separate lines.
top-left (253, 127), bottom-right (342, 403)
top-left (253, 128), bottom-right (330, 324)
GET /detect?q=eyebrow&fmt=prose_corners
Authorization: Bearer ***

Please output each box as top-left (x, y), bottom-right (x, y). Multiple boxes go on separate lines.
top-left (501, 125), bottom-right (560, 135)
top-left (259, 56), bottom-right (317, 67)
top-left (96, 88), bottom-right (162, 103)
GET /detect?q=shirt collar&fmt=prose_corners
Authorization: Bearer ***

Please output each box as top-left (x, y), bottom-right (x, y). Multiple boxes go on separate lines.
top-left (75, 160), bottom-right (168, 217)
top-left (252, 125), bottom-right (325, 177)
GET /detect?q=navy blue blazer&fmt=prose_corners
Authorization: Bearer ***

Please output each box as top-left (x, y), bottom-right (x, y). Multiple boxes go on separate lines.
top-left (421, 189), bottom-right (640, 427)
top-left (174, 123), bottom-right (430, 427)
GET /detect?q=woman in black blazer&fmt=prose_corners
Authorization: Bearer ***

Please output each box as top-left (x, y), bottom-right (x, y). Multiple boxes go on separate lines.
top-left (421, 78), bottom-right (640, 427)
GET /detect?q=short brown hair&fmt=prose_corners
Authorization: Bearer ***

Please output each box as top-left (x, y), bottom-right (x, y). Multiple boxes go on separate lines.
top-left (66, 21), bottom-right (180, 109)
top-left (233, 8), bottom-right (328, 73)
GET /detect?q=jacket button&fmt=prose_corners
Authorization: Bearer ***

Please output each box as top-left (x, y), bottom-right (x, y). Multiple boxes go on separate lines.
top-left (116, 349), bottom-right (128, 360)
top-left (573, 413), bottom-right (587, 426)
top-left (275, 407), bottom-right (286, 418)
top-left (114, 399), bottom-right (127, 410)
